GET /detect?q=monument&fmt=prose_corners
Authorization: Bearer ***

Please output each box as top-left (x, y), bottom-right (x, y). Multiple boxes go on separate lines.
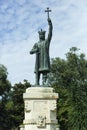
top-left (30, 7), bottom-right (53, 86)
top-left (20, 8), bottom-right (59, 130)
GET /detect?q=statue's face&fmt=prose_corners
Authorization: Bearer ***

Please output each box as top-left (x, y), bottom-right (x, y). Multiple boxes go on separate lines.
top-left (39, 34), bottom-right (45, 40)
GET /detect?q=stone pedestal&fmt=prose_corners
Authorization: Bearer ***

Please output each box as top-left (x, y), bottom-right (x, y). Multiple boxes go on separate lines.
top-left (23, 87), bottom-right (58, 130)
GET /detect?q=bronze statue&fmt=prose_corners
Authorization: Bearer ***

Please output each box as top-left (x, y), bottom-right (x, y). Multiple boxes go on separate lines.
top-left (30, 8), bottom-right (53, 86)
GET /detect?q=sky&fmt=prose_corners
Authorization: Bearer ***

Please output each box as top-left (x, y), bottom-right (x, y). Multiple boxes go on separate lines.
top-left (0, 0), bottom-right (87, 85)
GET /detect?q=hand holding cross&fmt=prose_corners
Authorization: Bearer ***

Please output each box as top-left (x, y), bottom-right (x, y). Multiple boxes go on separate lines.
top-left (45, 7), bottom-right (51, 19)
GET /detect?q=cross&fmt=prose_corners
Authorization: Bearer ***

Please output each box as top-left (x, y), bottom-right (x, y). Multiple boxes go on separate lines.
top-left (45, 7), bottom-right (51, 18)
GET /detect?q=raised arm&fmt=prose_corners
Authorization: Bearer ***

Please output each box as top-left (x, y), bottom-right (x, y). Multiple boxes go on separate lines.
top-left (47, 17), bottom-right (53, 42)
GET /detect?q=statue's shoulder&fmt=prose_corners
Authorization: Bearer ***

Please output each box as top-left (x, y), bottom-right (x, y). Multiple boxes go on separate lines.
top-left (33, 43), bottom-right (38, 47)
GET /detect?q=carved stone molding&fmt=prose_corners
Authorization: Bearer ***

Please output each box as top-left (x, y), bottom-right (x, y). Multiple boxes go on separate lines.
top-left (23, 118), bottom-right (57, 125)
top-left (37, 115), bottom-right (46, 128)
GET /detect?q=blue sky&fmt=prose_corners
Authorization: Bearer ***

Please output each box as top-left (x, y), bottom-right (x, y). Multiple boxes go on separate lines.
top-left (0, 0), bottom-right (87, 85)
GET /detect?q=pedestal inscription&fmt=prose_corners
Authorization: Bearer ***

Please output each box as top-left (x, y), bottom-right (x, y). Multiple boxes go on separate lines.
top-left (33, 101), bottom-right (47, 112)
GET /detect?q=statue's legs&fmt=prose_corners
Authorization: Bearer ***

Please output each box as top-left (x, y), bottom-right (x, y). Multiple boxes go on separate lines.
top-left (42, 72), bottom-right (47, 86)
top-left (35, 72), bottom-right (40, 86)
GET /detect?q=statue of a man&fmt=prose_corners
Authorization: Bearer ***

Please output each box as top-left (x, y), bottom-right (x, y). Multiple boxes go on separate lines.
top-left (30, 17), bottom-right (53, 86)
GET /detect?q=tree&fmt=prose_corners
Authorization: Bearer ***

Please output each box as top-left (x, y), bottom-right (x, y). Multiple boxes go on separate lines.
top-left (66, 47), bottom-right (87, 130)
top-left (48, 47), bottom-right (87, 130)
top-left (0, 64), bottom-right (31, 130)
top-left (0, 64), bottom-right (12, 130)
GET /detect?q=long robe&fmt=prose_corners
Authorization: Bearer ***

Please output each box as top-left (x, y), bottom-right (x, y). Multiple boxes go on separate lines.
top-left (30, 19), bottom-right (53, 75)
top-left (35, 39), bottom-right (50, 73)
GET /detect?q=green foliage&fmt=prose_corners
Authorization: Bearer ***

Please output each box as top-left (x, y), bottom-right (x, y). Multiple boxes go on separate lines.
top-left (0, 65), bottom-right (10, 97)
top-left (49, 47), bottom-right (87, 130)
top-left (0, 65), bottom-right (31, 130)
top-left (0, 64), bottom-right (12, 130)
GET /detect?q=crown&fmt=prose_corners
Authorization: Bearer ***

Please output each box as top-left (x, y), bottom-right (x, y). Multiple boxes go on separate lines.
top-left (38, 29), bottom-right (46, 35)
